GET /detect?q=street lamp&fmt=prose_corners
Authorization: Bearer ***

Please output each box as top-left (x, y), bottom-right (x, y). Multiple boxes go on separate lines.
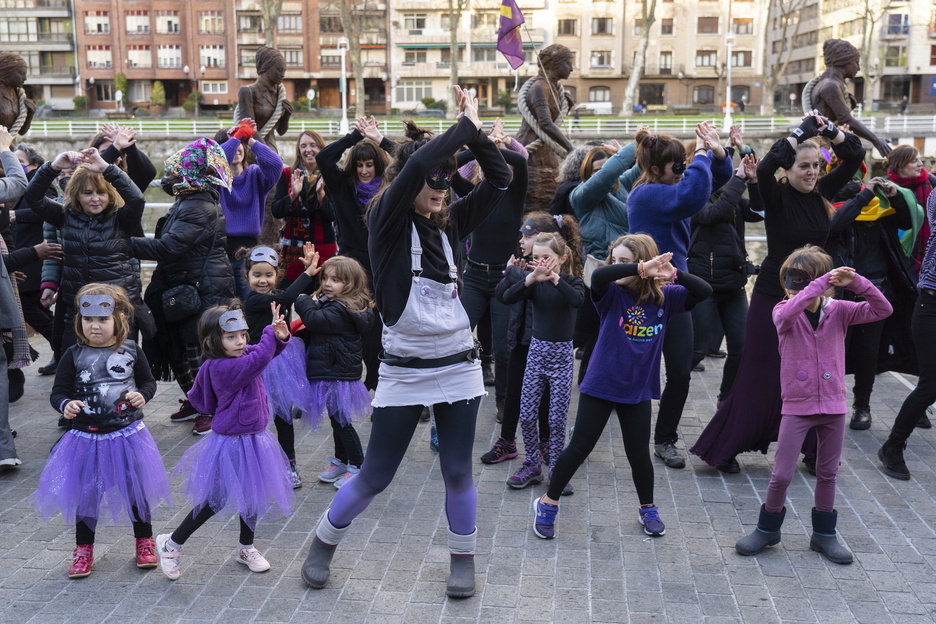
top-left (199, 64), bottom-right (206, 118)
top-left (723, 31), bottom-right (736, 132)
top-left (337, 36), bottom-right (350, 134)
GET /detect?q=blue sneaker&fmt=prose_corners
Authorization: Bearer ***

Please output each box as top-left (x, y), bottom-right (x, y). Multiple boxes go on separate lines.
top-left (639, 504), bottom-right (666, 537)
top-left (429, 425), bottom-right (439, 452)
top-left (533, 496), bottom-right (559, 539)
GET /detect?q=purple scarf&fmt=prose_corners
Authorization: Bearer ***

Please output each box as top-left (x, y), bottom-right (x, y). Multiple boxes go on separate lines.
top-left (355, 177), bottom-right (382, 208)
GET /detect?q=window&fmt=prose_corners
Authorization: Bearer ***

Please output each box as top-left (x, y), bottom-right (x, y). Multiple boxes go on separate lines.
top-left (320, 16), bottom-right (342, 33)
top-left (697, 17), bottom-right (718, 34)
top-left (886, 13), bottom-right (909, 36)
top-left (558, 19), bottom-right (577, 36)
top-left (395, 80), bottom-right (432, 102)
top-left (633, 19), bottom-right (642, 36)
top-left (471, 12), bottom-right (498, 29)
top-left (199, 11), bottom-right (224, 34)
top-left (404, 50), bottom-right (427, 65)
top-left (86, 45), bottom-right (112, 68)
top-left (472, 48), bottom-right (497, 62)
top-left (695, 50), bottom-right (717, 67)
top-left (202, 81), bottom-right (227, 95)
top-left (282, 48), bottom-right (301, 67)
top-left (404, 14), bottom-right (426, 33)
top-left (129, 80), bottom-right (151, 103)
top-left (199, 45), bottom-right (225, 68)
top-left (321, 55), bottom-right (341, 68)
top-left (659, 51), bottom-right (673, 75)
top-left (841, 18), bottom-right (862, 38)
top-left (661, 18), bottom-right (673, 35)
top-left (156, 44), bottom-right (182, 68)
top-left (240, 47), bottom-right (259, 67)
top-left (125, 10), bottom-right (148, 34)
top-left (155, 10), bottom-right (179, 34)
top-left (731, 50), bottom-right (752, 67)
top-left (0, 18), bottom-right (37, 42)
top-left (591, 50), bottom-right (612, 67)
top-left (732, 18), bottom-right (753, 35)
top-left (592, 17), bottom-right (613, 35)
top-left (931, 45), bottom-right (936, 65)
top-left (278, 14), bottom-right (301, 34)
top-left (95, 80), bottom-right (114, 101)
top-left (84, 11), bottom-right (109, 34)
top-left (885, 45), bottom-right (907, 68)
top-left (127, 45), bottom-right (151, 68)
top-left (239, 14), bottom-right (263, 33)
top-left (589, 86), bottom-right (611, 102)
top-left (693, 85), bottom-right (714, 105)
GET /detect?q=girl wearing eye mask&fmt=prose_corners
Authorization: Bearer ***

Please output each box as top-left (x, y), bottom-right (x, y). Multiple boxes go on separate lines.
top-left (626, 123), bottom-right (734, 471)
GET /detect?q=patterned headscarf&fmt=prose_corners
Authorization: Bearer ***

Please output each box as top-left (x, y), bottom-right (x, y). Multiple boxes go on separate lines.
top-left (163, 138), bottom-right (232, 196)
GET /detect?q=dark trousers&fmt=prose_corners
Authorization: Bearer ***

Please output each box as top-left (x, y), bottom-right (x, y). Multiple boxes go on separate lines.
top-left (500, 343), bottom-right (550, 442)
top-left (890, 291), bottom-right (936, 443)
top-left (845, 317), bottom-right (886, 399)
top-left (656, 311), bottom-right (693, 445)
top-left (329, 415), bottom-right (364, 468)
top-left (691, 287), bottom-right (748, 398)
top-left (548, 394), bottom-right (654, 505)
top-left (461, 265), bottom-right (510, 403)
top-left (20, 289), bottom-right (54, 346)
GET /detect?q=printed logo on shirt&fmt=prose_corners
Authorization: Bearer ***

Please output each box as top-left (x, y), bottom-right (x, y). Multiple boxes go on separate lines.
top-left (620, 305), bottom-right (663, 342)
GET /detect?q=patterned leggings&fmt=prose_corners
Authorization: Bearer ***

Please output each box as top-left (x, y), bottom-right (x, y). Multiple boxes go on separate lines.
top-left (518, 338), bottom-right (573, 472)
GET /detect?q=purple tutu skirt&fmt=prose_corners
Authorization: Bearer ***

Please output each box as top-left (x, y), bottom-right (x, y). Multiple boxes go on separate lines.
top-left (33, 421), bottom-right (171, 526)
top-left (173, 429), bottom-right (294, 529)
top-left (262, 337), bottom-right (311, 424)
top-left (297, 379), bottom-right (373, 429)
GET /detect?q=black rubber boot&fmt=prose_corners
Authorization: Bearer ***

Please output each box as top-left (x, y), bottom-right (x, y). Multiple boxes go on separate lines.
top-left (878, 438), bottom-right (910, 480)
top-left (809, 508), bottom-right (853, 564)
top-left (849, 392), bottom-right (871, 430)
top-left (736, 505), bottom-right (785, 556)
top-left (301, 537), bottom-right (337, 589)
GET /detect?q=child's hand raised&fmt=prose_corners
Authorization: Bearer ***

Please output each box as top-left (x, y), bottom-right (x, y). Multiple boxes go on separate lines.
top-left (270, 302), bottom-right (289, 340)
top-left (531, 257), bottom-right (557, 282)
top-left (125, 391), bottom-right (146, 409)
top-left (829, 267), bottom-right (856, 288)
top-left (643, 252), bottom-right (676, 282)
top-left (301, 242), bottom-right (321, 276)
top-left (505, 254), bottom-right (527, 270)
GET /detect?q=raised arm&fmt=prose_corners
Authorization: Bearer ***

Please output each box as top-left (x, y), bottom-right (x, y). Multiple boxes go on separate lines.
top-left (24, 161), bottom-right (66, 229)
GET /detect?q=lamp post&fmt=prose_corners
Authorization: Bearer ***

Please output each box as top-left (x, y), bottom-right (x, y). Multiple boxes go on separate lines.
top-left (337, 36), bottom-right (350, 134)
top-left (183, 64), bottom-right (191, 113)
top-left (199, 64), bottom-right (206, 118)
top-left (723, 31), bottom-right (735, 131)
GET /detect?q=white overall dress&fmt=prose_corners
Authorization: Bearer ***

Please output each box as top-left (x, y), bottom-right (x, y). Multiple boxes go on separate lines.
top-left (372, 224), bottom-right (485, 408)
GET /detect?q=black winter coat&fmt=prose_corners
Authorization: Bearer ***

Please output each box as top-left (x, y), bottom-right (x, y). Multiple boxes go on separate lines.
top-left (25, 162), bottom-right (145, 310)
top-left (130, 189), bottom-right (235, 310)
top-left (294, 295), bottom-right (373, 381)
top-left (12, 167), bottom-right (57, 292)
top-left (686, 175), bottom-right (763, 292)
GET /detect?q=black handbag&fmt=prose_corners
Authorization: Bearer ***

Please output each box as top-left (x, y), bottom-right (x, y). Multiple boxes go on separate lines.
top-left (160, 213), bottom-right (219, 323)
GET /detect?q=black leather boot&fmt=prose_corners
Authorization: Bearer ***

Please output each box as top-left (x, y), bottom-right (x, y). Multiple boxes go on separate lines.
top-left (849, 392), bottom-right (871, 430)
top-left (878, 438), bottom-right (910, 480)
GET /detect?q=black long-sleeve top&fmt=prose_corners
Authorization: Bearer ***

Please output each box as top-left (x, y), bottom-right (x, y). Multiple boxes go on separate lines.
top-left (754, 131), bottom-right (864, 298)
top-left (498, 265), bottom-right (585, 342)
top-left (242, 272), bottom-right (313, 344)
top-left (366, 118), bottom-right (510, 327)
top-left (591, 263), bottom-right (712, 308)
top-left (452, 148), bottom-right (528, 265)
top-left (314, 129), bottom-right (396, 266)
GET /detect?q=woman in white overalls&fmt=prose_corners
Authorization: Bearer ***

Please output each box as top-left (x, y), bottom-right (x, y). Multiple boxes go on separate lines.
top-left (302, 87), bottom-right (510, 597)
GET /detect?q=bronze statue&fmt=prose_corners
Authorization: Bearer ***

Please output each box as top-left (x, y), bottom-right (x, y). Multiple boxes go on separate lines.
top-left (802, 39), bottom-right (890, 156)
top-left (234, 46), bottom-right (292, 154)
top-left (0, 53), bottom-right (34, 137)
top-left (515, 44), bottom-right (575, 213)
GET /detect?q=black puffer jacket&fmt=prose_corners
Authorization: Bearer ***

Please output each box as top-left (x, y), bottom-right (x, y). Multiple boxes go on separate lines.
top-left (25, 162), bottom-right (144, 309)
top-left (130, 188), bottom-right (234, 310)
top-left (687, 175), bottom-right (763, 292)
top-left (294, 295), bottom-right (374, 381)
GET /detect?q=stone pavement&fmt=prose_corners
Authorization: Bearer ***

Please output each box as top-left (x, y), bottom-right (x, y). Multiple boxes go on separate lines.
top-left (2, 338), bottom-right (936, 624)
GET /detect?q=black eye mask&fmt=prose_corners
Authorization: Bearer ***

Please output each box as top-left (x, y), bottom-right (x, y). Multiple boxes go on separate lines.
top-left (425, 170), bottom-right (453, 190)
top-left (784, 267), bottom-right (813, 291)
top-left (671, 159), bottom-right (687, 175)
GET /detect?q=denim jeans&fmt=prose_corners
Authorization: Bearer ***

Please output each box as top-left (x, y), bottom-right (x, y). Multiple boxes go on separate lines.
top-left (691, 287), bottom-right (749, 399)
top-left (460, 264), bottom-right (510, 403)
top-left (890, 290), bottom-right (936, 443)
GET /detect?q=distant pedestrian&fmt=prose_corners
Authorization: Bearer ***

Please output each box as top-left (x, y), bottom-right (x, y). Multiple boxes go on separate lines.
top-left (899, 95), bottom-right (909, 115)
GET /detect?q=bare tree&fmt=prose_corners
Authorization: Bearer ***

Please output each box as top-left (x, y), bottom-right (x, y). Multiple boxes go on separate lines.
top-left (259, 0), bottom-right (285, 48)
top-left (327, 0), bottom-right (371, 115)
top-left (446, 0), bottom-right (470, 117)
top-left (620, 0), bottom-right (657, 116)
top-left (761, 0), bottom-right (807, 116)
top-left (856, 0), bottom-right (901, 107)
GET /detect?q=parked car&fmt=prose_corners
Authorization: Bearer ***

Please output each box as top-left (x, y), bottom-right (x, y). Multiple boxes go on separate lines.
top-left (416, 109), bottom-right (446, 117)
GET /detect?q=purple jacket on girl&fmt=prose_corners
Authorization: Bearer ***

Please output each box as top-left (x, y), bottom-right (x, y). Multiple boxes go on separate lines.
top-left (773, 273), bottom-right (892, 416)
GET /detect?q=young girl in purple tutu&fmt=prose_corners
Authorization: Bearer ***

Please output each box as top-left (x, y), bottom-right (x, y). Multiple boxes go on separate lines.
top-left (155, 301), bottom-right (294, 580)
top-left (239, 243), bottom-right (321, 488)
top-left (294, 256), bottom-right (375, 489)
top-left (35, 283), bottom-right (170, 579)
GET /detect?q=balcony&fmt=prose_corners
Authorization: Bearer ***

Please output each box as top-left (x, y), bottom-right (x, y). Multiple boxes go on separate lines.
top-left (36, 65), bottom-right (74, 76)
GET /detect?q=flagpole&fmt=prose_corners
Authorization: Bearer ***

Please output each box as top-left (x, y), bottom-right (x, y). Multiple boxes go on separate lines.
top-left (521, 23), bottom-right (564, 119)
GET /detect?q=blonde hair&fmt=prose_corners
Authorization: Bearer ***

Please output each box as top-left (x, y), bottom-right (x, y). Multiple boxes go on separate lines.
top-left (63, 168), bottom-right (124, 216)
top-left (532, 232), bottom-right (580, 277)
top-left (73, 283), bottom-right (134, 348)
top-left (313, 256), bottom-right (374, 313)
top-left (605, 233), bottom-right (665, 305)
top-left (778, 245), bottom-right (833, 298)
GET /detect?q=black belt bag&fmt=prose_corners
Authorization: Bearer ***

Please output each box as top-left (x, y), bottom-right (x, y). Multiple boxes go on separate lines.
top-left (380, 342), bottom-right (480, 369)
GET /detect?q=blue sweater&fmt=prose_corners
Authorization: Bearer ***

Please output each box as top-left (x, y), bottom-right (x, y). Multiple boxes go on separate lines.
top-left (219, 137), bottom-right (283, 238)
top-left (626, 151), bottom-right (733, 271)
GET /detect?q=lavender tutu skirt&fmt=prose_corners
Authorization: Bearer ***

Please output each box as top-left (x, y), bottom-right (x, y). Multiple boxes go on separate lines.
top-left (262, 337), bottom-right (311, 424)
top-left (33, 421), bottom-right (171, 526)
top-left (298, 379), bottom-right (373, 429)
top-left (173, 429), bottom-right (294, 529)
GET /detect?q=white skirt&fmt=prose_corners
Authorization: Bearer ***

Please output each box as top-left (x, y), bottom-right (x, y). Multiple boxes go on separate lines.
top-left (372, 359), bottom-right (486, 408)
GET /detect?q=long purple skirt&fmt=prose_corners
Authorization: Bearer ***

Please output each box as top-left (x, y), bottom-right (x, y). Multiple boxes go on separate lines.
top-left (173, 429), bottom-right (294, 530)
top-left (690, 291), bottom-right (817, 467)
top-left (297, 379), bottom-right (373, 429)
top-left (261, 337), bottom-right (311, 424)
top-left (33, 421), bottom-right (171, 526)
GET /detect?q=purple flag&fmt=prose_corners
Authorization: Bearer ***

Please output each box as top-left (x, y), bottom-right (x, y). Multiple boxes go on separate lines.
top-left (497, 0), bottom-right (526, 70)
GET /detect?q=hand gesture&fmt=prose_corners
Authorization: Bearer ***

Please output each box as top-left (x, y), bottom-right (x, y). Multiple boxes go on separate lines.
top-left (99, 122), bottom-right (121, 143)
top-left (0, 126), bottom-right (13, 151)
top-left (270, 302), bottom-right (289, 340)
top-left (289, 168), bottom-right (306, 200)
top-left (77, 147), bottom-right (108, 173)
top-left (643, 252), bottom-right (676, 281)
top-left (51, 151), bottom-right (82, 171)
top-left (489, 118), bottom-right (508, 147)
top-left (506, 254), bottom-right (527, 270)
top-left (33, 241), bottom-right (62, 260)
top-left (40, 288), bottom-right (57, 308)
top-left (124, 391), bottom-right (146, 409)
top-left (737, 154), bottom-right (758, 181)
top-left (303, 243), bottom-right (322, 276)
top-left (602, 140), bottom-right (621, 154)
top-left (314, 175), bottom-right (326, 202)
top-left (829, 266), bottom-right (856, 288)
top-left (361, 116), bottom-right (383, 142)
top-left (353, 116), bottom-right (369, 136)
top-left (113, 126), bottom-right (137, 150)
top-left (728, 125), bottom-right (745, 152)
top-left (695, 122), bottom-right (725, 158)
top-left (12, 270), bottom-right (25, 283)
top-left (63, 399), bottom-right (85, 419)
top-left (453, 85), bottom-right (481, 130)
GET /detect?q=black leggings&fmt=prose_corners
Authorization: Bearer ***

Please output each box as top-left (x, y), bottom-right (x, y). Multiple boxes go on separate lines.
top-left (845, 317), bottom-right (886, 399)
top-left (329, 416), bottom-right (364, 468)
top-left (500, 344), bottom-right (550, 443)
top-left (547, 394), bottom-right (654, 505)
top-left (76, 506), bottom-right (152, 545)
top-left (171, 506), bottom-right (256, 546)
top-left (273, 415), bottom-right (295, 461)
top-left (656, 311), bottom-right (693, 445)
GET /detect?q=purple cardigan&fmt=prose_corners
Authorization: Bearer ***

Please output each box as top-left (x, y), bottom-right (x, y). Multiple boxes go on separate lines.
top-left (219, 137), bottom-right (284, 238)
top-left (188, 326), bottom-right (288, 435)
top-left (773, 273), bottom-right (892, 416)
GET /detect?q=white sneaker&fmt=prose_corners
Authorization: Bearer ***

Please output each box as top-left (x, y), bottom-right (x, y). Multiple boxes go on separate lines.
top-left (237, 546), bottom-right (271, 572)
top-left (0, 457), bottom-right (22, 467)
top-left (155, 533), bottom-right (182, 580)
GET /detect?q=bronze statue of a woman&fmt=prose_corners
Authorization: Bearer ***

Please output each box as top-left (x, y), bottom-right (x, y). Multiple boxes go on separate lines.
top-left (0, 53), bottom-right (34, 137)
top-left (234, 46), bottom-right (292, 154)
